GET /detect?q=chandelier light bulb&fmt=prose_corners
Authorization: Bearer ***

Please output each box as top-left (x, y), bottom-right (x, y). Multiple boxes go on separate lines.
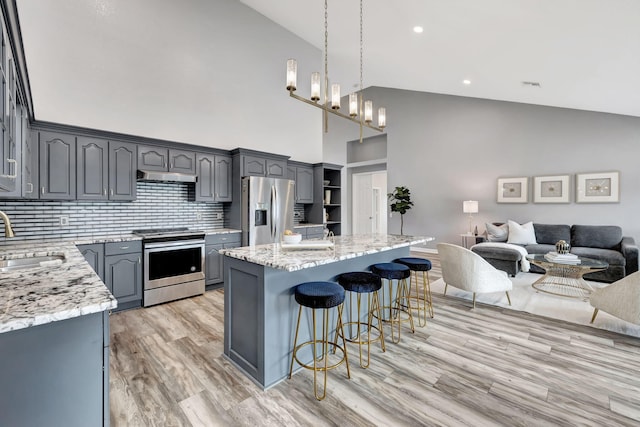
top-left (364, 100), bottom-right (373, 123)
top-left (286, 59), bottom-right (297, 91)
top-left (310, 72), bottom-right (321, 101)
top-left (331, 84), bottom-right (341, 109)
top-left (378, 107), bottom-right (386, 129)
top-left (349, 93), bottom-right (358, 117)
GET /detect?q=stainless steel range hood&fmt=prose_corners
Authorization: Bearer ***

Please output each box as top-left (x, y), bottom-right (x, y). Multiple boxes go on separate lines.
top-left (136, 170), bottom-right (197, 183)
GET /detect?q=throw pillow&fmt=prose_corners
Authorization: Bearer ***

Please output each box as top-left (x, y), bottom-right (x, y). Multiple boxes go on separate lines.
top-left (507, 220), bottom-right (537, 245)
top-left (485, 222), bottom-right (508, 242)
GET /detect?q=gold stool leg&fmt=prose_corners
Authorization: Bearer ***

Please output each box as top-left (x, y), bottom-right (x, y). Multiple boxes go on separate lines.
top-left (289, 305), bottom-right (303, 379)
top-left (400, 278), bottom-right (415, 334)
top-left (372, 291), bottom-right (386, 352)
top-left (336, 304), bottom-right (351, 379)
top-left (423, 270), bottom-right (434, 318)
top-left (590, 308), bottom-right (599, 323)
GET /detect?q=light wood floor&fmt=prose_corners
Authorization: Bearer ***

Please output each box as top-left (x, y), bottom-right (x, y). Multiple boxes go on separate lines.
top-left (110, 253), bottom-right (640, 426)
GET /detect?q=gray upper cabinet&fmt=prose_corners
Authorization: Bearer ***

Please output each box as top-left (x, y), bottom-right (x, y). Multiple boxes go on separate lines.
top-left (138, 145), bottom-right (196, 174)
top-left (287, 162), bottom-right (314, 204)
top-left (38, 131), bottom-right (76, 200)
top-left (0, 42), bottom-right (18, 193)
top-left (169, 149), bottom-right (196, 174)
top-left (77, 138), bottom-right (136, 201)
top-left (22, 127), bottom-right (38, 199)
top-left (137, 145), bottom-right (168, 171)
top-left (196, 153), bottom-right (232, 202)
top-left (241, 154), bottom-right (286, 178)
top-left (108, 141), bottom-right (136, 200)
top-left (77, 137), bottom-right (108, 200)
top-left (214, 155), bottom-right (232, 201)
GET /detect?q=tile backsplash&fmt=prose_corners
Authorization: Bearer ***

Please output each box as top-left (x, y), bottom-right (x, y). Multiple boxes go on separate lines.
top-left (0, 182), bottom-right (225, 245)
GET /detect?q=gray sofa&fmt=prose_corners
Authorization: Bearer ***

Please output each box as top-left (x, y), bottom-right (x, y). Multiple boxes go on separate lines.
top-left (471, 224), bottom-right (639, 283)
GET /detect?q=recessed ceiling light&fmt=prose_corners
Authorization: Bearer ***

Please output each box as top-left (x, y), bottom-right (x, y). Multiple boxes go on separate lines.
top-left (463, 79), bottom-right (471, 85)
top-left (413, 26), bottom-right (424, 34)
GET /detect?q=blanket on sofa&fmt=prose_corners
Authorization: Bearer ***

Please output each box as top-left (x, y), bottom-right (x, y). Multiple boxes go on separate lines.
top-left (471, 242), bottom-right (530, 272)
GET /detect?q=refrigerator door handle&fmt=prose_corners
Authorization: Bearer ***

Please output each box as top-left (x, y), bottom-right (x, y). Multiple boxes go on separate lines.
top-left (271, 185), bottom-right (277, 239)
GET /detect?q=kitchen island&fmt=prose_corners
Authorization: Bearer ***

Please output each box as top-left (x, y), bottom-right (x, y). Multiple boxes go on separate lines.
top-left (0, 242), bottom-right (117, 427)
top-left (220, 234), bottom-right (431, 389)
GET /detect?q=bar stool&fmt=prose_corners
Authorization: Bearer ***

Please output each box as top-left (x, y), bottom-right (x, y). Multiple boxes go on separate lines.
top-left (335, 271), bottom-right (385, 368)
top-left (288, 281), bottom-right (350, 400)
top-left (394, 257), bottom-right (434, 326)
top-left (370, 263), bottom-right (414, 344)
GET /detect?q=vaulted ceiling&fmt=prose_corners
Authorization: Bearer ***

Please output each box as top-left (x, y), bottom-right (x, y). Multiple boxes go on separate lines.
top-left (241, 0), bottom-right (640, 117)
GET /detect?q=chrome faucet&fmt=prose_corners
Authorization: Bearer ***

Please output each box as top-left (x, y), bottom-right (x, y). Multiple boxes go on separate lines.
top-left (0, 210), bottom-right (15, 238)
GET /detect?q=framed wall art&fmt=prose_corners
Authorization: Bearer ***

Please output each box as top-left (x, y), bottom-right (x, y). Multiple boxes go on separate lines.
top-left (576, 171), bottom-right (620, 203)
top-left (533, 175), bottom-right (570, 203)
top-left (497, 177), bottom-right (528, 203)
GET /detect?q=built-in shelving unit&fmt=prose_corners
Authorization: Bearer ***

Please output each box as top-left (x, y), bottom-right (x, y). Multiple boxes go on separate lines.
top-left (310, 163), bottom-right (343, 236)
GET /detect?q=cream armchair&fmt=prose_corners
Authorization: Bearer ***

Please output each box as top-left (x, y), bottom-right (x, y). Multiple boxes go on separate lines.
top-left (437, 243), bottom-right (513, 309)
top-left (590, 271), bottom-right (640, 325)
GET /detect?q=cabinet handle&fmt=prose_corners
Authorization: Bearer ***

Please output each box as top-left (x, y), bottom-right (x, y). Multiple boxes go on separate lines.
top-left (120, 246), bottom-right (129, 250)
top-left (0, 158), bottom-right (17, 178)
top-left (110, 189), bottom-right (114, 196)
top-left (103, 188), bottom-right (107, 196)
top-left (138, 257), bottom-right (141, 264)
top-left (41, 186), bottom-right (45, 195)
top-left (26, 182), bottom-right (33, 193)
top-left (170, 162), bottom-right (173, 169)
top-left (164, 161), bottom-right (167, 168)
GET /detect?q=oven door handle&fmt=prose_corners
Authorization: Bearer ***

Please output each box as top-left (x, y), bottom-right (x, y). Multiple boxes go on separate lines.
top-left (144, 240), bottom-right (205, 250)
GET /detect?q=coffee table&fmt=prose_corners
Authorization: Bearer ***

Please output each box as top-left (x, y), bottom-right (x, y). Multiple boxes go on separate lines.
top-left (526, 254), bottom-right (609, 299)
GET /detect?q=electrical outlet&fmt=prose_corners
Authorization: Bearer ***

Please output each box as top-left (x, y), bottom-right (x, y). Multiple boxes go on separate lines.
top-left (59, 216), bottom-right (69, 226)
top-left (196, 212), bottom-right (203, 221)
top-left (215, 212), bottom-right (223, 220)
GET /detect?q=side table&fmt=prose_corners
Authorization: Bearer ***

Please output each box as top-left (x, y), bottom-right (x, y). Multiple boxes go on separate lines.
top-left (460, 233), bottom-right (485, 249)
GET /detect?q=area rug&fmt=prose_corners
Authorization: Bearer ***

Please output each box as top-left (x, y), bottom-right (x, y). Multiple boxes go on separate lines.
top-left (430, 273), bottom-right (640, 338)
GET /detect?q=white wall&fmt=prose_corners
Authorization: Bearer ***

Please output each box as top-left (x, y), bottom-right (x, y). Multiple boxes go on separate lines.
top-left (325, 87), bottom-right (640, 247)
top-left (17, 0), bottom-right (323, 162)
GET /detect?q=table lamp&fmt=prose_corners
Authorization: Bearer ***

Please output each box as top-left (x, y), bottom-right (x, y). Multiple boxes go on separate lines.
top-left (463, 200), bottom-right (478, 235)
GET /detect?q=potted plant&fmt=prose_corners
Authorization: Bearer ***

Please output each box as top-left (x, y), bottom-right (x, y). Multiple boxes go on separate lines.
top-left (387, 186), bottom-right (414, 235)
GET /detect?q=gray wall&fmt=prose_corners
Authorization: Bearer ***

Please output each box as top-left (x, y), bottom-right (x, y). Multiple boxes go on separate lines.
top-left (0, 182), bottom-right (225, 245)
top-left (325, 87), bottom-right (640, 248)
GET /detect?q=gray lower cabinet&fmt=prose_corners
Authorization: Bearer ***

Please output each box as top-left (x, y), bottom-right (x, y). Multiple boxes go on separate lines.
top-left (0, 311), bottom-right (109, 427)
top-left (195, 153), bottom-right (232, 202)
top-left (38, 131), bottom-right (76, 199)
top-left (306, 225), bottom-right (324, 239)
top-left (78, 243), bottom-right (105, 281)
top-left (79, 242), bottom-right (142, 311)
top-left (105, 241), bottom-right (143, 310)
top-left (138, 145), bottom-right (196, 174)
top-left (205, 233), bottom-right (241, 288)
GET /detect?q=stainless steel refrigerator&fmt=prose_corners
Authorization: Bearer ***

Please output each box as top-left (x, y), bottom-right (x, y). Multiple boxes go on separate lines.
top-left (241, 176), bottom-right (295, 246)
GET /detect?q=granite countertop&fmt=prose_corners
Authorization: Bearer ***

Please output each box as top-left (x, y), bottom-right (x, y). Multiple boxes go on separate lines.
top-left (219, 234), bottom-right (433, 272)
top-left (0, 228), bottom-right (242, 334)
top-left (0, 242), bottom-right (117, 334)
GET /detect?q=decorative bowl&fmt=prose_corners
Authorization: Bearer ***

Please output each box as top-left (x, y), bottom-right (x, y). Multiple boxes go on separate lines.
top-left (555, 240), bottom-right (570, 254)
top-left (323, 180), bottom-right (331, 186)
top-left (282, 233), bottom-right (302, 244)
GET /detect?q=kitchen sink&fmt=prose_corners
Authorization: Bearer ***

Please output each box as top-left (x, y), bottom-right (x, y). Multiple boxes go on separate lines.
top-left (0, 255), bottom-right (65, 272)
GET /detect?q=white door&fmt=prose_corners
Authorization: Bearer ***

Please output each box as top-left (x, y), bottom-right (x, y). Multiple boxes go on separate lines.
top-left (352, 171), bottom-right (387, 234)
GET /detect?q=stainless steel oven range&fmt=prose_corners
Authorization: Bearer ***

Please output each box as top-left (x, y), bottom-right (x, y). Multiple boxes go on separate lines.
top-left (133, 228), bottom-right (205, 307)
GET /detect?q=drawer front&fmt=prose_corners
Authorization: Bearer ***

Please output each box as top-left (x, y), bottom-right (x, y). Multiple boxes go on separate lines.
top-left (205, 233), bottom-right (241, 246)
top-left (105, 240), bottom-right (142, 256)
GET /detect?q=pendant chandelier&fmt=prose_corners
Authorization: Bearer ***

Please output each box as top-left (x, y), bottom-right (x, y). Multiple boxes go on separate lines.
top-left (286, 0), bottom-right (386, 142)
